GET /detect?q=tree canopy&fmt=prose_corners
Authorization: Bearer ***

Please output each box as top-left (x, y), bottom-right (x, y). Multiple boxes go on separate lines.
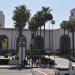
top-left (12, 5), bottom-right (31, 29)
top-left (28, 6), bottom-right (53, 30)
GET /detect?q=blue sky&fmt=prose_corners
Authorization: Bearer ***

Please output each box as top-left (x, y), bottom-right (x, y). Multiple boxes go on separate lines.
top-left (0, 0), bottom-right (75, 29)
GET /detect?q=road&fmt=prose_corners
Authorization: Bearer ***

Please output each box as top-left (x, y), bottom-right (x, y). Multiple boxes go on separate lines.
top-left (0, 69), bottom-right (33, 75)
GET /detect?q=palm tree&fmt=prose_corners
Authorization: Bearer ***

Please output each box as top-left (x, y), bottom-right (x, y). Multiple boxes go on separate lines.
top-left (41, 7), bottom-right (53, 47)
top-left (29, 15), bottom-right (39, 38)
top-left (60, 20), bottom-right (69, 35)
top-left (12, 5), bottom-right (30, 36)
top-left (28, 11), bottom-right (45, 60)
top-left (60, 20), bottom-right (75, 56)
top-left (33, 11), bottom-right (43, 36)
top-left (36, 11), bottom-right (42, 36)
top-left (60, 20), bottom-right (71, 55)
top-left (68, 21), bottom-right (75, 56)
top-left (12, 5), bottom-right (30, 64)
top-left (28, 7), bottom-right (53, 56)
top-left (29, 7), bottom-right (53, 38)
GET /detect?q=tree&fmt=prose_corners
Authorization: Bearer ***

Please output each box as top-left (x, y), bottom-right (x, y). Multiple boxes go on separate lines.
top-left (12, 5), bottom-right (31, 63)
top-left (60, 21), bottom-right (71, 55)
top-left (60, 20), bottom-right (69, 35)
top-left (29, 7), bottom-right (53, 38)
top-left (12, 5), bottom-right (30, 36)
top-left (60, 20), bottom-right (75, 56)
top-left (28, 7), bottom-right (53, 59)
top-left (68, 21), bottom-right (75, 56)
top-left (41, 7), bottom-right (53, 46)
top-left (36, 11), bottom-right (43, 36)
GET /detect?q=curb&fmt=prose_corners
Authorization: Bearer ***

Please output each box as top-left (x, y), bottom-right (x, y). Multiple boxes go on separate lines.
top-left (0, 65), bottom-right (18, 69)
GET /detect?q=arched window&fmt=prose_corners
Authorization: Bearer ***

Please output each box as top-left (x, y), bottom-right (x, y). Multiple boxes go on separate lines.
top-left (0, 35), bottom-right (8, 49)
top-left (60, 35), bottom-right (70, 54)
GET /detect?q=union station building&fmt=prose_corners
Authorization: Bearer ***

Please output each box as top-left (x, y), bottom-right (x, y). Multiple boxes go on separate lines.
top-left (0, 8), bottom-right (75, 55)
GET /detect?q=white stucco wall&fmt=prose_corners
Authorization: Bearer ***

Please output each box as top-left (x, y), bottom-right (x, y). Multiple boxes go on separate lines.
top-left (49, 29), bottom-right (64, 52)
top-left (0, 28), bottom-right (73, 53)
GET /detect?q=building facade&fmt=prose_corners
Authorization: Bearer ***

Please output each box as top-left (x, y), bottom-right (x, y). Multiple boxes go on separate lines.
top-left (0, 9), bottom-right (75, 55)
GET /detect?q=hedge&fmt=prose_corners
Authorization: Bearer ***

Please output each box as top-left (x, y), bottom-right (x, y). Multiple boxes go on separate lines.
top-left (0, 59), bottom-right (10, 65)
top-left (41, 57), bottom-right (54, 65)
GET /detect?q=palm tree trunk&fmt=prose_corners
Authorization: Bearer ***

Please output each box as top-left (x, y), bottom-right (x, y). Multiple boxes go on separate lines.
top-left (37, 29), bottom-right (38, 36)
top-left (35, 30), bottom-right (36, 37)
top-left (63, 29), bottom-right (65, 55)
top-left (44, 23), bottom-right (45, 48)
top-left (40, 26), bottom-right (41, 36)
top-left (64, 29), bottom-right (65, 35)
top-left (18, 28), bottom-right (23, 36)
top-left (72, 31), bottom-right (74, 56)
top-left (68, 29), bottom-right (69, 36)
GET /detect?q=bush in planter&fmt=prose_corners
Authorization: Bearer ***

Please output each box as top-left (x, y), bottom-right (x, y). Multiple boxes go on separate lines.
top-left (14, 55), bottom-right (18, 60)
top-left (41, 57), bottom-right (54, 65)
top-left (4, 55), bottom-right (8, 58)
top-left (49, 59), bottom-right (55, 65)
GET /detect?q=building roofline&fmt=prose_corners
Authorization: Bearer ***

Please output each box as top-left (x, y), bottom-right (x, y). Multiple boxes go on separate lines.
top-left (0, 28), bottom-right (61, 31)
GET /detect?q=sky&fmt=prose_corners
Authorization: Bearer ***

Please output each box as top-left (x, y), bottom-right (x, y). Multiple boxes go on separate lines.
top-left (0, 0), bottom-right (75, 29)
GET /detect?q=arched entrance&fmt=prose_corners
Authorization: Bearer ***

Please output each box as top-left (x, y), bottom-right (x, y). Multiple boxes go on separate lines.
top-left (0, 35), bottom-right (8, 49)
top-left (60, 34), bottom-right (70, 54)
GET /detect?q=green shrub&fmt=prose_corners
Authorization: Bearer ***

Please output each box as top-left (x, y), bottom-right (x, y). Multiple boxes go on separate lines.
top-left (4, 55), bottom-right (8, 58)
top-left (41, 57), bottom-right (54, 65)
top-left (0, 59), bottom-right (10, 65)
top-left (14, 55), bottom-right (18, 60)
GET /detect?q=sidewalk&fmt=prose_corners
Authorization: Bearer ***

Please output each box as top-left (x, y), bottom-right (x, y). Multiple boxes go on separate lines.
top-left (45, 55), bottom-right (69, 69)
top-left (45, 55), bottom-right (75, 69)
